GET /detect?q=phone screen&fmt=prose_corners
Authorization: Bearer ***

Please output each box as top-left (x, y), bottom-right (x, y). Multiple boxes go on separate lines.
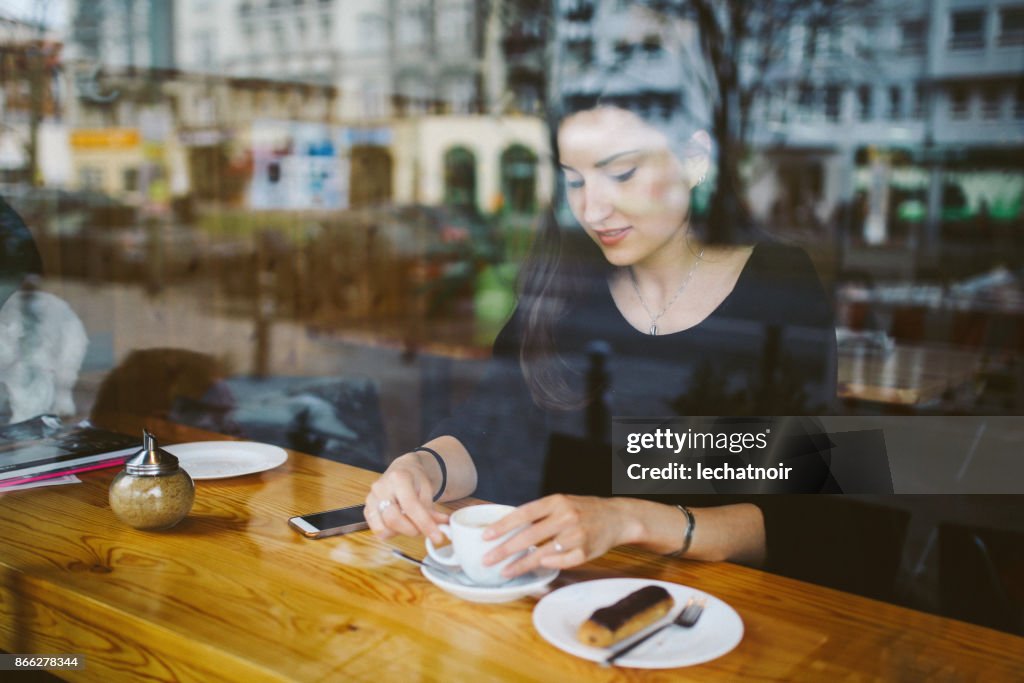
top-left (299, 505), bottom-right (367, 531)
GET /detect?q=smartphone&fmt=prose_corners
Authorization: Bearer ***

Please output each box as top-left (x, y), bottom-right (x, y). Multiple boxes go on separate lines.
top-left (288, 504), bottom-right (369, 539)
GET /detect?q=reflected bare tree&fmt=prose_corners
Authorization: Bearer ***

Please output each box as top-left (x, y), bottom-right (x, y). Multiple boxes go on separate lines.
top-left (647, 0), bottom-right (873, 241)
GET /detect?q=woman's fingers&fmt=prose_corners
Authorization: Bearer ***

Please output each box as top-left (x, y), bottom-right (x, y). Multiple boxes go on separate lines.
top-left (369, 470), bottom-right (431, 538)
top-left (363, 494), bottom-right (395, 540)
top-left (502, 540), bottom-right (586, 578)
top-left (366, 465), bottom-right (450, 541)
top-left (539, 546), bottom-right (587, 569)
top-left (379, 500), bottom-right (422, 537)
top-left (500, 546), bottom-right (545, 578)
top-left (483, 514), bottom-right (561, 565)
top-left (483, 498), bottom-right (550, 540)
top-left (393, 481), bottom-right (445, 544)
top-left (482, 495), bottom-right (599, 578)
top-left (484, 495), bottom-right (584, 558)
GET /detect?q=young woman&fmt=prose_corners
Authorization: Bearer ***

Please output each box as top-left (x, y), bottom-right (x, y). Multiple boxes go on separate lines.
top-left (364, 102), bottom-right (837, 581)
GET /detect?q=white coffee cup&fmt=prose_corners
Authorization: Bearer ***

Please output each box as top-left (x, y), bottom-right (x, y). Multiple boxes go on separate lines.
top-left (424, 504), bottom-right (526, 586)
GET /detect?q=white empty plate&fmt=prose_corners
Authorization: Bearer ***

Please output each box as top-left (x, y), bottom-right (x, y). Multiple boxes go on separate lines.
top-left (164, 441), bottom-right (288, 480)
top-left (532, 578), bottom-right (743, 668)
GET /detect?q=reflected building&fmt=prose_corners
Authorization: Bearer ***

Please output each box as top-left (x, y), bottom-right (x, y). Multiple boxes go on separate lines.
top-left (62, 0), bottom-right (550, 215)
top-left (548, 0), bottom-right (1023, 268)
top-left (552, 0), bottom-right (697, 118)
top-left (175, 0), bottom-right (549, 213)
top-left (176, 0), bottom-right (483, 120)
top-left (0, 13), bottom-right (66, 185)
top-left (493, 0), bottom-right (550, 116)
top-left (68, 0), bottom-right (175, 70)
top-left (547, 0), bottom-right (713, 224)
top-left (750, 0), bottom-right (1024, 261)
top-left (61, 65), bottom-right (337, 205)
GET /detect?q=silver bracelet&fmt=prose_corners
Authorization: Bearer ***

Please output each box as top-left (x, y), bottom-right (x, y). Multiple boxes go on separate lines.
top-left (668, 505), bottom-right (695, 558)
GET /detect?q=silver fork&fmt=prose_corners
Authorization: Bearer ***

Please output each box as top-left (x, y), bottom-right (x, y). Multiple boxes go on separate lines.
top-left (602, 596), bottom-right (706, 667)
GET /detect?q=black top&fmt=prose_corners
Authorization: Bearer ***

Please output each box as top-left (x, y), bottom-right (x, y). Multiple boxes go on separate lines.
top-left (433, 242), bottom-right (837, 499)
top-left (431, 243), bottom-right (902, 600)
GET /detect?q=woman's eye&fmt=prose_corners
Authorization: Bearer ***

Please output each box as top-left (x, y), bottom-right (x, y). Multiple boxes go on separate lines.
top-left (610, 168), bottom-right (637, 183)
top-left (565, 177), bottom-right (584, 189)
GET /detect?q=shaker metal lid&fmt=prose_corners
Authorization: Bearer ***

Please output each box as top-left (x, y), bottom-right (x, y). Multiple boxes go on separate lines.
top-left (125, 430), bottom-right (181, 476)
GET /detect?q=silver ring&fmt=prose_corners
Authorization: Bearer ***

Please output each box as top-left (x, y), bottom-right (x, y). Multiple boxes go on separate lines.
top-left (553, 541), bottom-right (565, 553)
top-left (378, 499), bottom-right (393, 513)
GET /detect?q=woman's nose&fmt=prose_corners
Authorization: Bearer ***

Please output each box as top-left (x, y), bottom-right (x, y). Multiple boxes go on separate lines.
top-left (581, 183), bottom-right (614, 224)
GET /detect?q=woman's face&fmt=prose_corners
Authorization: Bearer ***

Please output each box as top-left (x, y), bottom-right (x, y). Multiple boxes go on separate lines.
top-left (558, 107), bottom-right (700, 269)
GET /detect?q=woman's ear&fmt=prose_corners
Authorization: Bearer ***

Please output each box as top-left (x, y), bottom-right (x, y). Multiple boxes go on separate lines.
top-left (686, 130), bottom-right (712, 188)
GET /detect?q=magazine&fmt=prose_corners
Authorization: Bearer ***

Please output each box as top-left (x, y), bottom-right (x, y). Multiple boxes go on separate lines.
top-left (0, 416), bottom-right (138, 487)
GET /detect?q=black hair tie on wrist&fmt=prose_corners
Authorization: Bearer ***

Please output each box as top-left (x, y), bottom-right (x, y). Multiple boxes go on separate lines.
top-left (414, 446), bottom-right (447, 502)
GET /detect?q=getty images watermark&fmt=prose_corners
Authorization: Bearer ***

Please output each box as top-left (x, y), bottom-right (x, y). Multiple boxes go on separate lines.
top-left (612, 416), bottom-right (893, 495)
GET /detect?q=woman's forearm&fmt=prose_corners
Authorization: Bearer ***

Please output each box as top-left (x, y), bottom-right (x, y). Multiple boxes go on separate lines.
top-left (616, 499), bottom-right (766, 565)
top-left (395, 435), bottom-right (478, 502)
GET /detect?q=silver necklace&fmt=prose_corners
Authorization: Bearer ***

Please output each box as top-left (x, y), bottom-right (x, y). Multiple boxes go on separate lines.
top-left (628, 248), bottom-right (704, 335)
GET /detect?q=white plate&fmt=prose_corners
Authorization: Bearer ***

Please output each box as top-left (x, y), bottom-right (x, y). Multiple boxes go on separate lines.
top-left (532, 578), bottom-right (743, 669)
top-left (420, 564), bottom-right (559, 604)
top-left (164, 441), bottom-right (288, 480)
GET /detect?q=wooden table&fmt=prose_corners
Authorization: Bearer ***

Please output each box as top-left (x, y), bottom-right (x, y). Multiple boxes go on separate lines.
top-left (1, 424), bottom-right (1022, 682)
top-left (838, 343), bottom-right (982, 407)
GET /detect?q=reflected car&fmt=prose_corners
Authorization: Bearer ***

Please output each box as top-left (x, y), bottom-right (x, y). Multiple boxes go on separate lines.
top-left (297, 203), bottom-right (501, 318)
top-left (3, 186), bottom-right (209, 283)
top-left (372, 203), bottom-right (494, 258)
top-left (3, 186), bottom-right (135, 232)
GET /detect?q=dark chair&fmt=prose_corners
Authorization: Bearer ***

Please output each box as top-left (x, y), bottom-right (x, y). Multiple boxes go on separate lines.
top-left (951, 310), bottom-right (990, 349)
top-left (760, 498), bottom-right (911, 604)
top-left (939, 522), bottom-right (1024, 635)
top-left (889, 305), bottom-right (927, 343)
top-left (91, 348), bottom-right (235, 433)
top-left (541, 434), bottom-right (612, 497)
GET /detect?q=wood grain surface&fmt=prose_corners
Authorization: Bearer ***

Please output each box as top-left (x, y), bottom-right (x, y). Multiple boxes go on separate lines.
top-left (838, 343), bottom-right (981, 406)
top-left (1, 422), bottom-right (1021, 682)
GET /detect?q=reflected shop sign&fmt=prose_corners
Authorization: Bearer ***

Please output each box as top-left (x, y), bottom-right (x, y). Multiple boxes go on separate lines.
top-left (248, 120), bottom-right (348, 210)
top-left (247, 122), bottom-right (393, 211)
top-left (69, 128), bottom-right (141, 149)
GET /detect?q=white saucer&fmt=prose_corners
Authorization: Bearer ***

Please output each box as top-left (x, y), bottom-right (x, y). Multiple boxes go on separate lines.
top-left (420, 564), bottom-right (559, 604)
top-left (532, 578), bottom-right (743, 668)
top-left (164, 441), bottom-right (288, 480)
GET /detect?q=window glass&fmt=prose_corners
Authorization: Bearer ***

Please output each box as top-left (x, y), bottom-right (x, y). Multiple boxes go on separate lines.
top-left (888, 86), bottom-right (902, 119)
top-left (999, 6), bottom-right (1024, 45)
top-left (858, 85), bottom-right (873, 120)
top-left (3, 4), bottom-right (1022, 617)
top-left (900, 18), bottom-right (927, 54)
top-left (950, 9), bottom-right (986, 49)
top-left (949, 87), bottom-right (971, 118)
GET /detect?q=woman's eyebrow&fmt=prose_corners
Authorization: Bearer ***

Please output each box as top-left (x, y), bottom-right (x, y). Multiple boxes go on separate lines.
top-left (595, 149), bottom-right (642, 167)
top-left (559, 149), bottom-right (644, 173)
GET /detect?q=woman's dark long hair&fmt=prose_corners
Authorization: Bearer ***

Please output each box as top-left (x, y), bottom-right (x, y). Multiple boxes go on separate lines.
top-left (517, 205), bottom-right (607, 410)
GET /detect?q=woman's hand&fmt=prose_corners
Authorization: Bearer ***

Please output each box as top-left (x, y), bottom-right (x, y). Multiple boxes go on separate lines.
top-left (481, 495), bottom-right (638, 579)
top-left (364, 454), bottom-right (449, 545)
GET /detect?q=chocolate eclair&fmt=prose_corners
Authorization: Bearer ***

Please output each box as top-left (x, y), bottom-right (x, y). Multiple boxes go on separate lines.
top-left (577, 585), bottom-right (674, 648)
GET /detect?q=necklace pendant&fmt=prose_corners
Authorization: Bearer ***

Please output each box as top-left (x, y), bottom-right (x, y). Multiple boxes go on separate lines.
top-left (649, 323), bottom-right (658, 335)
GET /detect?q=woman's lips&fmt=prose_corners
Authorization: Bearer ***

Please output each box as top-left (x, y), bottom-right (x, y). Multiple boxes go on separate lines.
top-left (595, 227), bottom-right (631, 246)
